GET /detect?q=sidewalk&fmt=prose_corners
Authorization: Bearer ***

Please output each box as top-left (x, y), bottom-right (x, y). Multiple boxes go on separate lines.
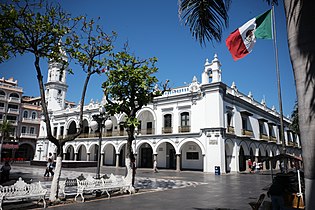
top-left (3, 162), bottom-right (273, 210)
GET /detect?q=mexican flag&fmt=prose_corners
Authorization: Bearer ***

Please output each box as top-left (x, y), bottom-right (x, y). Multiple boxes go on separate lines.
top-left (226, 9), bottom-right (273, 61)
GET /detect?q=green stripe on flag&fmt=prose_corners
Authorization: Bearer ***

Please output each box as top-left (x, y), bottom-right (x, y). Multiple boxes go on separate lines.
top-left (255, 9), bottom-right (273, 39)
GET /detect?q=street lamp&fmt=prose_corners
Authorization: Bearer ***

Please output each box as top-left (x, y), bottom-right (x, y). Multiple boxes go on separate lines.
top-left (90, 106), bottom-right (112, 179)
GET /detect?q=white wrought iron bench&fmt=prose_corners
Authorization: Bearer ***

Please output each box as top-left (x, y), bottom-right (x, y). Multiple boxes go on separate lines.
top-left (59, 177), bottom-right (78, 198)
top-left (74, 174), bottom-right (133, 202)
top-left (0, 177), bottom-right (47, 210)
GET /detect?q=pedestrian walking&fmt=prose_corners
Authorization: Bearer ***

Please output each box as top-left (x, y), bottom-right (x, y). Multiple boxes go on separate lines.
top-left (1, 161), bottom-right (11, 182)
top-left (248, 159), bottom-right (253, 173)
top-left (44, 158), bottom-right (54, 177)
top-left (153, 159), bottom-right (158, 173)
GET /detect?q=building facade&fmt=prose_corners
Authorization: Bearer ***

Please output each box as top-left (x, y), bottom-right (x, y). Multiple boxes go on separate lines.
top-left (0, 77), bottom-right (41, 161)
top-left (33, 54), bottom-right (301, 173)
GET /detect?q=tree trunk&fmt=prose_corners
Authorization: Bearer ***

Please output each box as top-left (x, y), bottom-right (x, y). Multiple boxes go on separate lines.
top-left (124, 132), bottom-right (136, 192)
top-left (283, 0), bottom-right (315, 209)
top-left (49, 156), bottom-right (62, 201)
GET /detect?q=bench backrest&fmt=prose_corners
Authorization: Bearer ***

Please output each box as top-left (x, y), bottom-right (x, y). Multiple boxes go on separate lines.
top-left (77, 175), bottom-right (103, 188)
top-left (0, 177), bottom-right (46, 197)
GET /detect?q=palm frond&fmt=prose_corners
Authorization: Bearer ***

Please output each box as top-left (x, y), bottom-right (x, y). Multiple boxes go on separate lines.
top-left (178, 0), bottom-right (230, 46)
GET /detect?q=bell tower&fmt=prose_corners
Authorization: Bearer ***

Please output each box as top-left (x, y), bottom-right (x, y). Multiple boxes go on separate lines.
top-left (201, 54), bottom-right (222, 85)
top-left (45, 46), bottom-right (68, 111)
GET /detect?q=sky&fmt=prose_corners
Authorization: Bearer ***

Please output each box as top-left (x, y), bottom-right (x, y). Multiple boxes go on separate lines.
top-left (0, 0), bottom-right (297, 116)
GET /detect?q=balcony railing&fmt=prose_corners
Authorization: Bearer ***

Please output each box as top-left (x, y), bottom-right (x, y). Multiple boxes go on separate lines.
top-left (7, 108), bottom-right (19, 114)
top-left (77, 130), bottom-right (127, 138)
top-left (138, 128), bottom-right (155, 135)
top-left (259, 133), bottom-right (269, 141)
top-left (7, 120), bottom-right (17, 126)
top-left (20, 133), bottom-right (37, 138)
top-left (162, 127), bottom-right (173, 134)
top-left (8, 97), bottom-right (21, 103)
top-left (269, 136), bottom-right (277, 142)
top-left (241, 129), bottom-right (253, 137)
top-left (22, 118), bottom-right (40, 124)
top-left (178, 126), bottom-right (190, 133)
top-left (0, 107), bottom-right (5, 112)
top-left (227, 126), bottom-right (235, 134)
top-left (288, 141), bottom-right (295, 146)
top-left (0, 95), bottom-right (5, 101)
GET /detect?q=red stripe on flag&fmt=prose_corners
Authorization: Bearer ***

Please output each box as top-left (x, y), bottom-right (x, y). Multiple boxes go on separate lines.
top-left (226, 29), bottom-right (249, 61)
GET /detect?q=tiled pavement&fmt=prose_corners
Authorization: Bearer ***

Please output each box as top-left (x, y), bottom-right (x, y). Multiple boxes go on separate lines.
top-left (3, 162), bottom-right (274, 210)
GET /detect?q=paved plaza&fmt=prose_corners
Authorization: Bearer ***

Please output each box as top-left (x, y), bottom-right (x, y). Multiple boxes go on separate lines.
top-left (3, 162), bottom-right (274, 210)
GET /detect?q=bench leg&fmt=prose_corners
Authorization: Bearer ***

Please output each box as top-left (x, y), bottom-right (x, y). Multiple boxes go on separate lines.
top-left (75, 192), bottom-right (85, 202)
top-left (38, 195), bottom-right (46, 208)
top-left (0, 196), bottom-right (3, 210)
top-left (105, 190), bottom-right (110, 198)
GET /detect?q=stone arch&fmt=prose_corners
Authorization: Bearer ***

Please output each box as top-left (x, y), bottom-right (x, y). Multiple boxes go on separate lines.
top-left (136, 108), bottom-right (156, 134)
top-left (67, 120), bottom-right (77, 135)
top-left (136, 140), bottom-right (155, 154)
top-left (137, 141), bottom-right (154, 168)
top-left (76, 144), bottom-right (87, 161)
top-left (117, 142), bottom-right (126, 167)
top-left (238, 145), bottom-right (247, 172)
top-left (248, 142), bottom-right (258, 156)
top-left (82, 119), bottom-right (89, 134)
top-left (178, 138), bottom-right (204, 171)
top-left (88, 142), bottom-right (99, 161)
top-left (155, 139), bottom-right (177, 169)
top-left (64, 144), bottom-right (75, 160)
top-left (178, 138), bottom-right (205, 155)
top-left (225, 139), bottom-right (234, 173)
top-left (16, 142), bottom-right (35, 161)
top-left (154, 139), bottom-right (177, 154)
top-left (103, 142), bottom-right (116, 166)
top-left (238, 140), bottom-right (250, 156)
top-left (9, 92), bottom-right (19, 98)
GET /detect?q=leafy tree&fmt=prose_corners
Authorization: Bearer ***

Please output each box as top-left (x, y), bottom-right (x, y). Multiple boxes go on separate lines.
top-left (0, 0), bottom-right (115, 202)
top-left (103, 48), bottom-right (169, 186)
top-left (0, 120), bottom-right (13, 162)
top-left (179, 0), bottom-right (315, 208)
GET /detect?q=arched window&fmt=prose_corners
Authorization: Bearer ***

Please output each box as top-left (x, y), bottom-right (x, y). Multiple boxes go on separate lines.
top-left (23, 110), bottom-right (28, 118)
top-left (9, 93), bottom-right (19, 98)
top-left (31, 112), bottom-right (36, 119)
top-left (0, 90), bottom-right (5, 96)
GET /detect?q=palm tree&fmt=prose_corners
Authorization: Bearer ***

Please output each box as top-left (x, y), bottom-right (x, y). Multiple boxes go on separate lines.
top-left (0, 119), bottom-right (12, 162)
top-left (179, 0), bottom-right (315, 209)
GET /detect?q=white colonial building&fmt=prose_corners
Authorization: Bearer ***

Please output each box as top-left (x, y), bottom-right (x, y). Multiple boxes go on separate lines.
top-left (33, 54), bottom-right (301, 173)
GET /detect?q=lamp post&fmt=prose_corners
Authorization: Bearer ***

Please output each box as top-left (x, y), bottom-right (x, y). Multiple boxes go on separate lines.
top-left (90, 106), bottom-right (112, 179)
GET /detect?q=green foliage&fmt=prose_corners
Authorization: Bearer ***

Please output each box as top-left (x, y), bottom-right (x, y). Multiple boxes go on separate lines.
top-left (103, 50), bottom-right (160, 128)
top-left (65, 17), bottom-right (116, 74)
top-left (178, 0), bottom-right (230, 46)
top-left (0, 0), bottom-right (77, 64)
top-left (0, 120), bottom-right (13, 141)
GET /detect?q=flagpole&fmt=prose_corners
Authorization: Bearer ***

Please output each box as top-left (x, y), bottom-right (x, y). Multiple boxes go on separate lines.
top-left (272, 5), bottom-right (286, 157)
